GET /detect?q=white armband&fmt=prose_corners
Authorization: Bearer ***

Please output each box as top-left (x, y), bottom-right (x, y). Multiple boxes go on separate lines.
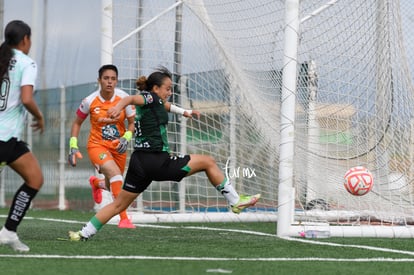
top-left (170, 104), bottom-right (185, 115)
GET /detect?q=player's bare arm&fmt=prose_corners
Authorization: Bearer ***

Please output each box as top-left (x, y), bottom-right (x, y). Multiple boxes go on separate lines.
top-left (21, 85), bottom-right (45, 133)
top-left (107, 94), bottom-right (145, 118)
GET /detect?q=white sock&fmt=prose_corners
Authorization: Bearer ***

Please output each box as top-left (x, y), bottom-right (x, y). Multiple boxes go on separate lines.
top-left (80, 222), bottom-right (98, 238)
top-left (216, 179), bottom-right (240, 205)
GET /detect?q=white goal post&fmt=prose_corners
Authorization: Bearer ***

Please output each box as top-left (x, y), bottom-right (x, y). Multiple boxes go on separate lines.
top-left (102, 0), bottom-right (414, 237)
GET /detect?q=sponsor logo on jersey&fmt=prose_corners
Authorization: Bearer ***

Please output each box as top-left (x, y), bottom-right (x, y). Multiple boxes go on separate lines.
top-left (9, 58), bottom-right (16, 71)
top-left (144, 94), bottom-right (153, 104)
top-left (99, 153), bottom-right (107, 160)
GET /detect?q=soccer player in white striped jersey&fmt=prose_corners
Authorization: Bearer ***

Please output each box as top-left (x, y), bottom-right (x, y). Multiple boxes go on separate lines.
top-left (0, 20), bottom-right (45, 252)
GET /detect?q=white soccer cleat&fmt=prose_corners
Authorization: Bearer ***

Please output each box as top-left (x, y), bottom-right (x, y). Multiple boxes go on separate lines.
top-left (0, 227), bottom-right (30, 252)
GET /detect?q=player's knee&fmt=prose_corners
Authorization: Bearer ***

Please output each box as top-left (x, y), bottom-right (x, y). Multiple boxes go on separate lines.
top-left (112, 200), bottom-right (126, 212)
top-left (113, 194), bottom-right (132, 211)
top-left (27, 173), bottom-right (44, 190)
top-left (203, 155), bottom-right (217, 168)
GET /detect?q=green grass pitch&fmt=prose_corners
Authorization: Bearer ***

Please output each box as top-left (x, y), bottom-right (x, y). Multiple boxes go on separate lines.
top-left (1, 209), bottom-right (414, 275)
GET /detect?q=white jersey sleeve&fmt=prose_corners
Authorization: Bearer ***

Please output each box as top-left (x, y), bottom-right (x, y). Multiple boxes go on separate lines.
top-left (0, 49), bottom-right (38, 141)
top-left (76, 91), bottom-right (99, 119)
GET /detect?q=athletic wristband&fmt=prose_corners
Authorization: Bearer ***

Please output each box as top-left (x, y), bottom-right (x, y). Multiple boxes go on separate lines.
top-left (69, 137), bottom-right (78, 149)
top-left (122, 130), bottom-right (133, 142)
top-left (169, 104), bottom-right (185, 115)
top-left (170, 104), bottom-right (192, 116)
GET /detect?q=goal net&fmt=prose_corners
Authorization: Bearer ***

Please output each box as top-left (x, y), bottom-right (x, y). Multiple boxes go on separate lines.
top-left (108, 0), bottom-right (414, 236)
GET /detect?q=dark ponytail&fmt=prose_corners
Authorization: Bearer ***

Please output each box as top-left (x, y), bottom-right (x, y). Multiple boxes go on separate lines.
top-left (0, 43), bottom-right (13, 80)
top-left (0, 20), bottom-right (31, 79)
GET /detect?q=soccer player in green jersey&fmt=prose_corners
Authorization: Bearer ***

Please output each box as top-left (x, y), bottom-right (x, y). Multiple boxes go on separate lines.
top-left (69, 66), bottom-right (260, 240)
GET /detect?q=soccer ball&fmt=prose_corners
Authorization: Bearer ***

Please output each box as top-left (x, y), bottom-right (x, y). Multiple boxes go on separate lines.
top-left (343, 166), bottom-right (373, 196)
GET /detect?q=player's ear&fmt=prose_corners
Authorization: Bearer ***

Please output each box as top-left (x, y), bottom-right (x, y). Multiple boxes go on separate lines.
top-left (20, 35), bottom-right (31, 54)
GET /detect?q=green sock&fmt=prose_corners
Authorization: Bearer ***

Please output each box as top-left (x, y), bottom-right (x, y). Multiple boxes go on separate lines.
top-left (81, 216), bottom-right (103, 238)
top-left (90, 216), bottom-right (103, 230)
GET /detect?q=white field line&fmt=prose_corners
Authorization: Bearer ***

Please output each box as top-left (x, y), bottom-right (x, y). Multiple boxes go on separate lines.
top-left (0, 254), bottom-right (414, 262)
top-left (1, 215), bottom-right (414, 261)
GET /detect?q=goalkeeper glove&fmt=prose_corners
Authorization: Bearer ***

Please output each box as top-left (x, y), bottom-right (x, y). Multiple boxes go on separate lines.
top-left (115, 131), bottom-right (132, 154)
top-left (68, 137), bottom-right (83, 167)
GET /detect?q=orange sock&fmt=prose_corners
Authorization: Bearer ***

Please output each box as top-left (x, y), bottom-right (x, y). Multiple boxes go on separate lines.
top-left (111, 180), bottom-right (128, 221)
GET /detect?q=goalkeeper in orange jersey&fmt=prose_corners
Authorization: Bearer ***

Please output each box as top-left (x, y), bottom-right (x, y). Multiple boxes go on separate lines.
top-left (68, 64), bottom-right (136, 229)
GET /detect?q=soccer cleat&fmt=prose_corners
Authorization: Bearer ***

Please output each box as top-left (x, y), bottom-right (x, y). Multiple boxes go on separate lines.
top-left (231, 194), bottom-right (261, 214)
top-left (68, 231), bottom-right (88, 241)
top-left (118, 219), bottom-right (136, 229)
top-left (0, 227), bottom-right (30, 252)
top-left (89, 176), bottom-right (103, 204)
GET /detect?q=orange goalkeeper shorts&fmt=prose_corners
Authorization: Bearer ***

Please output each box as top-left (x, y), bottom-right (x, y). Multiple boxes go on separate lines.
top-left (87, 144), bottom-right (127, 174)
